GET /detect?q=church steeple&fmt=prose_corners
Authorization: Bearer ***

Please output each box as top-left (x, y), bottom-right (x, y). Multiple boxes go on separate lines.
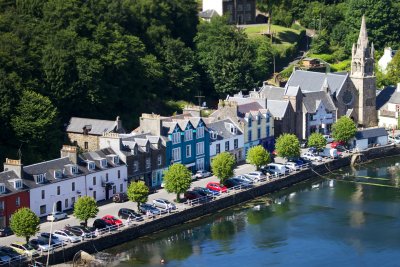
top-left (357, 15), bottom-right (368, 49)
top-left (351, 15), bottom-right (374, 78)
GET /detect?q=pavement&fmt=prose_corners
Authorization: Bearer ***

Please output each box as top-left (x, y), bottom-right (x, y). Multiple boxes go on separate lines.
top-left (0, 164), bottom-right (256, 247)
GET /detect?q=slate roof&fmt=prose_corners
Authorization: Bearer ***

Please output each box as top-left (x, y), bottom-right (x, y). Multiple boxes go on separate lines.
top-left (207, 119), bottom-right (243, 141)
top-left (284, 86), bottom-right (300, 97)
top-left (79, 148), bottom-right (122, 175)
top-left (266, 100), bottom-right (289, 119)
top-left (302, 91), bottom-right (336, 113)
top-left (237, 102), bottom-right (263, 117)
top-left (258, 85), bottom-right (285, 100)
top-left (286, 70), bottom-right (348, 95)
top-left (199, 9), bottom-right (219, 19)
top-left (355, 127), bottom-right (388, 140)
top-left (0, 170), bottom-right (28, 196)
top-left (67, 117), bottom-right (125, 135)
top-left (376, 86), bottom-right (400, 110)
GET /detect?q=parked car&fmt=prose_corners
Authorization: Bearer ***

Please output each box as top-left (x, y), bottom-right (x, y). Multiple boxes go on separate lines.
top-left (192, 170), bottom-right (212, 179)
top-left (245, 171), bottom-right (265, 181)
top-left (102, 215), bottom-right (123, 226)
top-left (331, 140), bottom-right (345, 148)
top-left (193, 187), bottom-right (219, 196)
top-left (92, 219), bottom-right (113, 231)
top-left (0, 227), bottom-right (12, 237)
top-left (37, 233), bottom-right (63, 248)
top-left (224, 178), bottom-right (252, 189)
top-left (206, 182), bottom-right (227, 193)
top-left (64, 225), bottom-right (95, 239)
top-left (319, 148), bottom-right (338, 159)
top-left (0, 250), bottom-right (11, 264)
top-left (0, 246), bottom-right (21, 259)
top-left (285, 162), bottom-right (300, 171)
top-left (235, 175), bottom-right (254, 184)
top-left (46, 211), bottom-right (67, 222)
top-left (153, 198), bottom-right (176, 210)
top-left (265, 164), bottom-right (288, 175)
top-left (139, 203), bottom-right (162, 216)
top-left (118, 208), bottom-right (144, 221)
top-left (28, 239), bottom-right (53, 252)
top-left (10, 242), bottom-right (38, 257)
top-left (184, 190), bottom-right (205, 200)
top-left (301, 152), bottom-right (322, 162)
top-left (323, 134), bottom-right (334, 143)
top-left (112, 192), bottom-right (128, 203)
top-left (308, 147), bottom-right (318, 153)
top-left (53, 230), bottom-right (81, 243)
top-left (388, 135), bottom-right (400, 144)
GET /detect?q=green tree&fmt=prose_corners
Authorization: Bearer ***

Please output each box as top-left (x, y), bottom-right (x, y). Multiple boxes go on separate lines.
top-left (386, 51), bottom-right (400, 85)
top-left (127, 181), bottom-right (149, 210)
top-left (10, 208), bottom-right (40, 243)
top-left (251, 37), bottom-right (275, 80)
top-left (310, 30), bottom-right (330, 54)
top-left (211, 152), bottom-right (236, 184)
top-left (307, 132), bottom-right (327, 151)
top-left (163, 163), bottom-right (192, 202)
top-left (275, 134), bottom-right (300, 159)
top-left (246, 145), bottom-right (271, 170)
top-left (332, 116), bottom-right (357, 144)
top-left (73, 196), bottom-right (99, 227)
top-left (195, 16), bottom-right (256, 95)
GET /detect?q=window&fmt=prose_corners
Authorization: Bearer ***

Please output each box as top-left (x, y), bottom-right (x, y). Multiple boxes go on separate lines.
top-left (257, 128), bottom-right (261, 139)
top-left (120, 183), bottom-right (123, 193)
top-left (133, 161), bottom-right (139, 172)
top-left (234, 139), bottom-right (238, 149)
top-left (113, 186), bottom-right (116, 195)
top-left (216, 144), bottom-right (220, 154)
top-left (0, 201), bottom-right (4, 211)
top-left (158, 155), bottom-right (162, 166)
top-left (172, 132), bottom-right (181, 144)
top-left (245, 13), bottom-right (252, 22)
top-left (172, 148), bottom-right (181, 161)
top-left (71, 165), bottom-right (78, 174)
top-left (100, 159), bottom-right (107, 168)
top-left (196, 158), bottom-right (205, 171)
top-left (106, 173), bottom-right (109, 182)
top-left (88, 161), bottom-right (95, 171)
top-left (93, 176), bottom-right (97, 186)
top-left (225, 141), bottom-right (230, 151)
top-left (257, 116), bottom-right (261, 125)
top-left (184, 130), bottom-right (193, 141)
top-left (84, 142), bottom-right (88, 150)
top-left (0, 184), bottom-right (5, 194)
top-left (210, 131), bottom-right (217, 139)
top-left (186, 145), bottom-right (192, 158)
top-left (230, 126), bottom-right (237, 134)
top-left (197, 127), bottom-right (204, 138)
top-left (196, 142), bottom-right (204, 155)
top-left (118, 170), bottom-right (121, 179)
top-left (35, 174), bottom-right (45, 184)
top-left (146, 158), bottom-right (151, 169)
top-left (15, 197), bottom-right (20, 207)
top-left (57, 186), bottom-right (61, 195)
top-left (226, 4), bottom-right (233, 12)
top-left (65, 199), bottom-right (68, 209)
top-left (267, 127), bottom-right (270, 137)
top-left (93, 191), bottom-right (96, 200)
top-left (40, 205), bottom-right (46, 215)
top-left (245, 3), bottom-right (251, 11)
top-left (14, 180), bottom-right (22, 189)
top-left (248, 130), bottom-right (252, 142)
top-left (113, 156), bottom-right (119, 165)
top-left (72, 182), bottom-right (75, 191)
top-left (41, 190), bottom-right (45, 199)
top-left (248, 118), bottom-right (252, 127)
top-left (237, 4), bottom-right (243, 11)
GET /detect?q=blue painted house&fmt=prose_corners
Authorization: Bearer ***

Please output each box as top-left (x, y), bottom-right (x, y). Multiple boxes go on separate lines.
top-left (136, 113), bottom-right (210, 173)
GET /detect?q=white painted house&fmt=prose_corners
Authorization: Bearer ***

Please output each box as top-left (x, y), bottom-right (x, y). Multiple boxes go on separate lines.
top-left (378, 83), bottom-right (400, 129)
top-left (378, 47), bottom-right (397, 74)
top-left (351, 128), bottom-right (388, 151)
top-left (208, 118), bottom-right (244, 163)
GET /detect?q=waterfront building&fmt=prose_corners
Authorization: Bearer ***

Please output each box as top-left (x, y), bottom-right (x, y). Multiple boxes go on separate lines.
top-left (351, 128), bottom-right (388, 150)
top-left (377, 83), bottom-right (400, 129)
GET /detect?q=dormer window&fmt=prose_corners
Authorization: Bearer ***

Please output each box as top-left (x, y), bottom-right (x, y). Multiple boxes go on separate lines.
top-left (230, 125), bottom-right (237, 134)
top-left (71, 165), bottom-right (79, 174)
top-left (87, 161), bottom-right (95, 171)
top-left (35, 174), bottom-right (46, 184)
top-left (54, 170), bottom-right (63, 179)
top-left (113, 156), bottom-right (119, 165)
top-left (0, 183), bottom-right (5, 194)
top-left (210, 131), bottom-right (218, 140)
top-left (13, 179), bottom-right (23, 189)
top-left (100, 159), bottom-right (107, 168)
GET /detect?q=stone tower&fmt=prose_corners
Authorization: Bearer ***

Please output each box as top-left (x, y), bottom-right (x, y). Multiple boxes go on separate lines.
top-left (350, 15), bottom-right (378, 127)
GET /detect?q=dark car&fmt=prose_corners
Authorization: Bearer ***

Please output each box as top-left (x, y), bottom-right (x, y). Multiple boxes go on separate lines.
top-left (112, 193), bottom-right (128, 203)
top-left (224, 178), bottom-right (252, 189)
top-left (184, 190), bottom-right (204, 200)
top-left (65, 225), bottom-right (95, 239)
top-left (193, 187), bottom-right (219, 196)
top-left (0, 246), bottom-right (22, 258)
top-left (92, 219), bottom-right (113, 230)
top-left (139, 204), bottom-right (162, 216)
top-left (118, 208), bottom-right (144, 221)
top-left (0, 227), bottom-right (12, 237)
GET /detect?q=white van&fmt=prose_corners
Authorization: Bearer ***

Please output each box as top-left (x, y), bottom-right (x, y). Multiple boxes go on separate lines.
top-left (319, 148), bottom-right (338, 159)
top-left (266, 163), bottom-right (287, 175)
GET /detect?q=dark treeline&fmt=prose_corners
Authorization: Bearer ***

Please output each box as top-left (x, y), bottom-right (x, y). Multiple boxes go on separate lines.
top-left (1, 0), bottom-right (400, 165)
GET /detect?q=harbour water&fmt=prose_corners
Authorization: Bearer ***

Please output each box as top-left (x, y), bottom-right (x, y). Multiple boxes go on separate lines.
top-left (103, 156), bottom-right (400, 267)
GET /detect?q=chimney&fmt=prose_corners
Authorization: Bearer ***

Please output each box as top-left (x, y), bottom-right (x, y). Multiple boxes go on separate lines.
top-left (397, 83), bottom-right (400, 93)
top-left (183, 105), bottom-right (201, 117)
top-left (3, 158), bottom-right (23, 178)
top-left (139, 113), bottom-right (162, 135)
top-left (115, 116), bottom-right (123, 132)
top-left (60, 145), bottom-right (78, 164)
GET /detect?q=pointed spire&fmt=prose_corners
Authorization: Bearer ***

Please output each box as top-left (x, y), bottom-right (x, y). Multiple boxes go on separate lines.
top-left (357, 15), bottom-right (368, 47)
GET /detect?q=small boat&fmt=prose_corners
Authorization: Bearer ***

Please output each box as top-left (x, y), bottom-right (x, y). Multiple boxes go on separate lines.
top-left (252, 205), bottom-right (261, 211)
top-left (311, 184), bottom-right (320, 189)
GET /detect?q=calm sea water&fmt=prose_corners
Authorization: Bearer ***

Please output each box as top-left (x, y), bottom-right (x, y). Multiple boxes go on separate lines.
top-left (103, 156), bottom-right (400, 267)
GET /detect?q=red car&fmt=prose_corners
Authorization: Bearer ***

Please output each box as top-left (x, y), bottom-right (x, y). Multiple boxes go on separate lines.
top-left (206, 182), bottom-right (227, 193)
top-left (331, 140), bottom-right (345, 148)
top-left (102, 215), bottom-right (123, 226)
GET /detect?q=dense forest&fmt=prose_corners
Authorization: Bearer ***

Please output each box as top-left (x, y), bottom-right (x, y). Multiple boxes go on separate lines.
top-left (0, 0), bottom-right (399, 166)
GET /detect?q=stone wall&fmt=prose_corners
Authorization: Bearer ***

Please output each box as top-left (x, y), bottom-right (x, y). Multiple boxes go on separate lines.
top-left (67, 133), bottom-right (99, 152)
top-left (34, 145), bottom-right (396, 266)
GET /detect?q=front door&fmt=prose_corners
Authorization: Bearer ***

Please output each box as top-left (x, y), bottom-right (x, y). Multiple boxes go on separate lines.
top-left (56, 201), bottom-right (62, 212)
top-left (105, 187), bottom-right (110, 200)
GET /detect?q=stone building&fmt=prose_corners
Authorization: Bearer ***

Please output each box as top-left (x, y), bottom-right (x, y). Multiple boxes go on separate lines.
top-left (66, 116), bottom-right (125, 152)
top-left (202, 0), bottom-right (256, 24)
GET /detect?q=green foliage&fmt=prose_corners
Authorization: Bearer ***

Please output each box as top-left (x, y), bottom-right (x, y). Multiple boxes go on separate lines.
top-left (246, 145), bottom-right (271, 170)
top-left (330, 60), bottom-right (351, 72)
top-left (280, 64), bottom-right (294, 79)
top-left (307, 133), bottom-right (327, 151)
top-left (211, 152), bottom-right (236, 184)
top-left (275, 133), bottom-right (300, 159)
top-left (310, 30), bottom-right (330, 54)
top-left (251, 37), bottom-right (275, 80)
top-left (332, 116), bottom-right (357, 144)
top-left (73, 196), bottom-right (99, 227)
top-left (163, 163), bottom-right (192, 201)
top-left (127, 181), bottom-right (149, 210)
top-left (195, 16), bottom-right (256, 95)
top-left (386, 51), bottom-right (400, 85)
top-left (10, 208), bottom-right (40, 243)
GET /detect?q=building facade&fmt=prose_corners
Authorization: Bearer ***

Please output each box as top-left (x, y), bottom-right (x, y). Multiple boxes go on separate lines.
top-left (202, 0), bottom-right (256, 24)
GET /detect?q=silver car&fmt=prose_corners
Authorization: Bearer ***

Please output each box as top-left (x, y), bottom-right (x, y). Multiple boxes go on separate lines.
top-left (53, 230), bottom-right (81, 243)
top-left (152, 198), bottom-right (176, 210)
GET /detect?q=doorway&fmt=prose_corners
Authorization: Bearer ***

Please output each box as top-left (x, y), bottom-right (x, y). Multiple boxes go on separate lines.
top-left (56, 201), bottom-right (62, 212)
